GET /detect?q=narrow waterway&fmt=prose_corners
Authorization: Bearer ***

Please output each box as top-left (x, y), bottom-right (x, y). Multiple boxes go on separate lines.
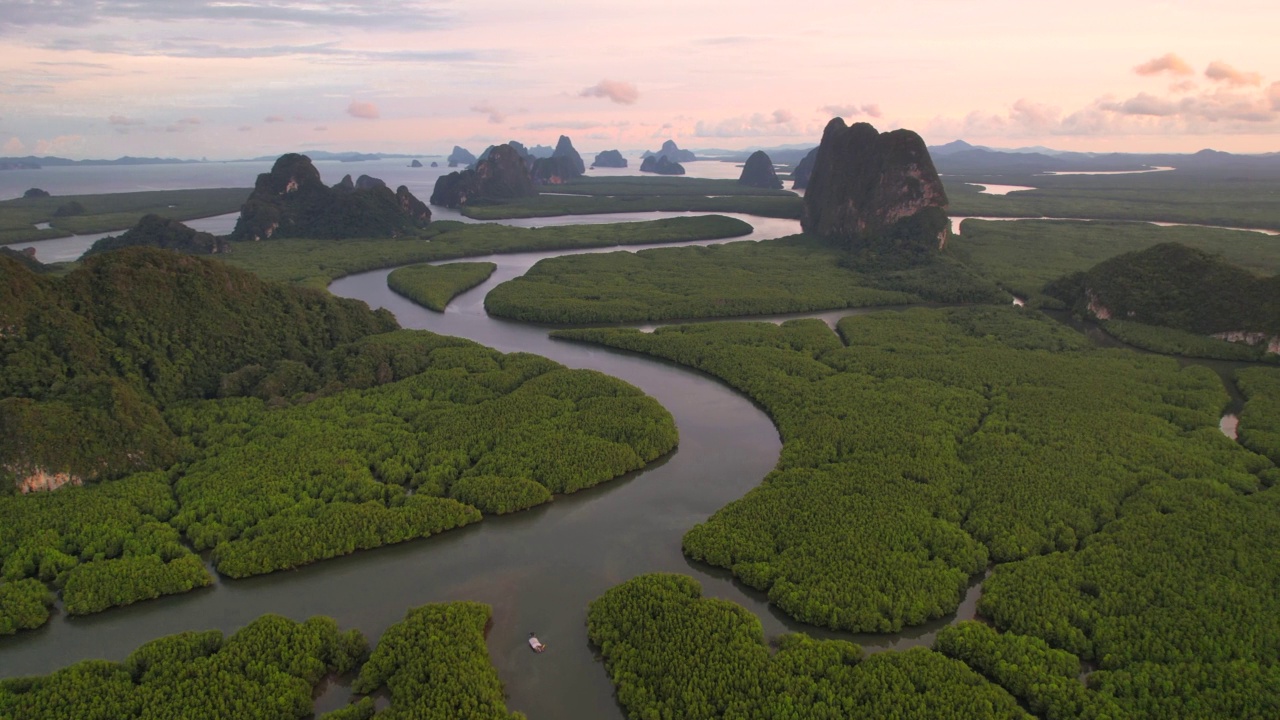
top-left (1, 208), bottom-right (1259, 718)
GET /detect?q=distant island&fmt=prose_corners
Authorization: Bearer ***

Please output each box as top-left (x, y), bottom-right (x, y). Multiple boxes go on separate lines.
top-left (643, 139), bottom-right (696, 163)
top-left (591, 150), bottom-right (628, 168)
top-left (639, 155), bottom-right (685, 175)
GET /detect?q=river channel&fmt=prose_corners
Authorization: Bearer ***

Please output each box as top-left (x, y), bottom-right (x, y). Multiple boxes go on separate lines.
top-left (0, 207), bottom-right (1255, 718)
top-left (0, 211), bottom-right (988, 720)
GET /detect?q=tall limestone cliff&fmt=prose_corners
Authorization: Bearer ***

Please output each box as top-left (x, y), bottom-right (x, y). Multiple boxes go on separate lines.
top-left (551, 135), bottom-right (586, 176)
top-left (431, 144), bottom-right (535, 208)
top-left (802, 120), bottom-right (949, 258)
top-left (643, 139), bottom-right (696, 163)
top-left (791, 147), bottom-right (818, 190)
top-left (231, 154), bottom-right (430, 240)
top-left (737, 150), bottom-right (783, 190)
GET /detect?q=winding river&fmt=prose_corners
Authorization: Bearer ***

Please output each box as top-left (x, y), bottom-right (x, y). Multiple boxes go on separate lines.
top-left (0, 211), bottom-right (988, 719)
top-left (0, 207), bottom-right (1250, 718)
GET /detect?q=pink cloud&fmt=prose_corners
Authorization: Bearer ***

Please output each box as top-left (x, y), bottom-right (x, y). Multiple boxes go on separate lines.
top-left (33, 135), bottom-right (83, 155)
top-left (470, 101), bottom-right (507, 124)
top-left (3, 137), bottom-right (25, 154)
top-left (108, 115), bottom-right (144, 126)
top-left (1135, 53), bottom-right (1193, 76)
top-left (1100, 93), bottom-right (1179, 117)
top-left (819, 103), bottom-right (882, 119)
top-left (1270, 82), bottom-right (1280, 111)
top-left (347, 101), bottom-right (380, 119)
top-left (177, 117), bottom-right (201, 125)
top-left (1205, 61), bottom-right (1262, 87)
top-left (579, 79), bottom-right (639, 105)
top-left (264, 115), bottom-right (285, 123)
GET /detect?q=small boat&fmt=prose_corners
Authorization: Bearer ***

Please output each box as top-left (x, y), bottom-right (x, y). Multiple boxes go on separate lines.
top-left (528, 632), bottom-right (546, 653)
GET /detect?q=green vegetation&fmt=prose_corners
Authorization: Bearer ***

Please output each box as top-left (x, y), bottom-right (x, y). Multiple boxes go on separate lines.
top-left (571, 309), bottom-right (1280, 716)
top-left (0, 471), bottom-right (213, 622)
top-left (936, 622), bottom-right (1124, 719)
top-left (559, 308), bottom-right (1273, 632)
top-left (485, 234), bottom-right (1005, 324)
top-left (1101, 320), bottom-right (1276, 363)
top-left (1237, 367), bottom-right (1280, 467)
top-left (222, 215), bottom-right (752, 289)
top-left (462, 193), bottom-right (803, 220)
top-left (347, 602), bottom-right (524, 719)
top-left (2, 602), bottom-right (522, 720)
top-left (456, 176), bottom-right (801, 220)
top-left (1, 249), bottom-right (676, 627)
top-left (0, 248), bottom-right (396, 488)
top-left (0, 188), bottom-right (249, 245)
top-left (587, 574), bottom-right (1030, 720)
top-left (950, 219), bottom-right (1280, 304)
top-left (387, 261), bottom-right (496, 312)
top-left (0, 579), bottom-right (54, 635)
top-left (944, 172), bottom-right (1280, 230)
top-left (1046, 243), bottom-right (1279, 336)
top-left (0, 614), bottom-right (368, 719)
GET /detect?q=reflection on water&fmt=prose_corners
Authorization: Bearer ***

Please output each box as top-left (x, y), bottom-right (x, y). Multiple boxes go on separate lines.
top-left (950, 215), bottom-right (1280, 237)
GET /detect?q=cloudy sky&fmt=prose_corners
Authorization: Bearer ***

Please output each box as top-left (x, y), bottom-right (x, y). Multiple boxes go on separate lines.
top-left (2, 0), bottom-right (1278, 159)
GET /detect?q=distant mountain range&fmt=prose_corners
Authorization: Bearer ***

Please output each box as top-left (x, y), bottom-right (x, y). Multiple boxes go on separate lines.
top-left (926, 139), bottom-right (1280, 176)
top-left (0, 156), bottom-right (204, 169)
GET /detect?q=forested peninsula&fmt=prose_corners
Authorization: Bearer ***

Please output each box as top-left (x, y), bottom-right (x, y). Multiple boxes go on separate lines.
top-left (0, 248), bottom-right (676, 631)
top-left (0, 602), bottom-right (522, 719)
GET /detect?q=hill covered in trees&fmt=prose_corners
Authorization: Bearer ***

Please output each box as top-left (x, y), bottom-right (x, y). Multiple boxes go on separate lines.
top-left (1046, 242), bottom-right (1279, 358)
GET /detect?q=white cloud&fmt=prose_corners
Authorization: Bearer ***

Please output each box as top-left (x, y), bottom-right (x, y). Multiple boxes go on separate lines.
top-left (820, 103), bottom-right (882, 119)
top-left (108, 115), bottom-right (144, 126)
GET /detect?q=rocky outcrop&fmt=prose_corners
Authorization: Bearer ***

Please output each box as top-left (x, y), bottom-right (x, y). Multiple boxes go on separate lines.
top-left (792, 147), bottom-right (818, 190)
top-left (802, 119), bottom-right (949, 256)
top-left (86, 214), bottom-right (231, 256)
top-left (410, 159), bottom-right (423, 168)
top-left (430, 161), bottom-right (438, 167)
top-left (551, 135), bottom-right (586, 176)
top-left (530, 155), bottom-right (580, 185)
top-left (396, 186), bottom-right (431, 223)
top-left (591, 150), bottom-right (628, 168)
top-left (431, 143), bottom-right (535, 208)
top-left (448, 146), bottom-right (477, 167)
top-left (15, 467), bottom-right (83, 494)
top-left (355, 174), bottom-right (386, 191)
top-left (643, 140), bottom-right (696, 163)
top-left (639, 155), bottom-right (686, 175)
top-left (738, 151), bottom-right (782, 189)
top-left (22, 188), bottom-right (51, 199)
top-left (231, 153), bottom-right (430, 240)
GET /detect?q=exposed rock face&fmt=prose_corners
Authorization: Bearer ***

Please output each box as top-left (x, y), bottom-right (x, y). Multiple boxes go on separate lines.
top-left (87, 214), bottom-right (231, 257)
top-left (639, 155), bottom-right (686, 175)
top-left (643, 140), bottom-right (696, 163)
top-left (591, 150), bottom-right (628, 168)
top-left (551, 135), bottom-right (586, 176)
top-left (530, 155), bottom-right (580, 184)
top-left (410, 159), bottom-right (423, 168)
top-left (231, 153), bottom-right (430, 240)
top-left (396, 186), bottom-right (431, 224)
top-left (15, 468), bottom-right (82, 494)
top-left (738, 150), bottom-right (783, 189)
top-left (792, 147), bottom-right (818, 190)
top-left (431, 143), bottom-right (535, 208)
top-left (448, 146), bottom-right (477, 167)
top-left (802, 119), bottom-right (949, 255)
top-left (22, 188), bottom-right (51, 199)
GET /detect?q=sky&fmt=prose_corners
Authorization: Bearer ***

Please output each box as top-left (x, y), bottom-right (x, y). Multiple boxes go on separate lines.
top-left (2, 0), bottom-right (1279, 160)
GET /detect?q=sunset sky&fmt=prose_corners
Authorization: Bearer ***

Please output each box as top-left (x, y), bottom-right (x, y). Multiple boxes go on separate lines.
top-left (2, 0), bottom-right (1279, 159)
